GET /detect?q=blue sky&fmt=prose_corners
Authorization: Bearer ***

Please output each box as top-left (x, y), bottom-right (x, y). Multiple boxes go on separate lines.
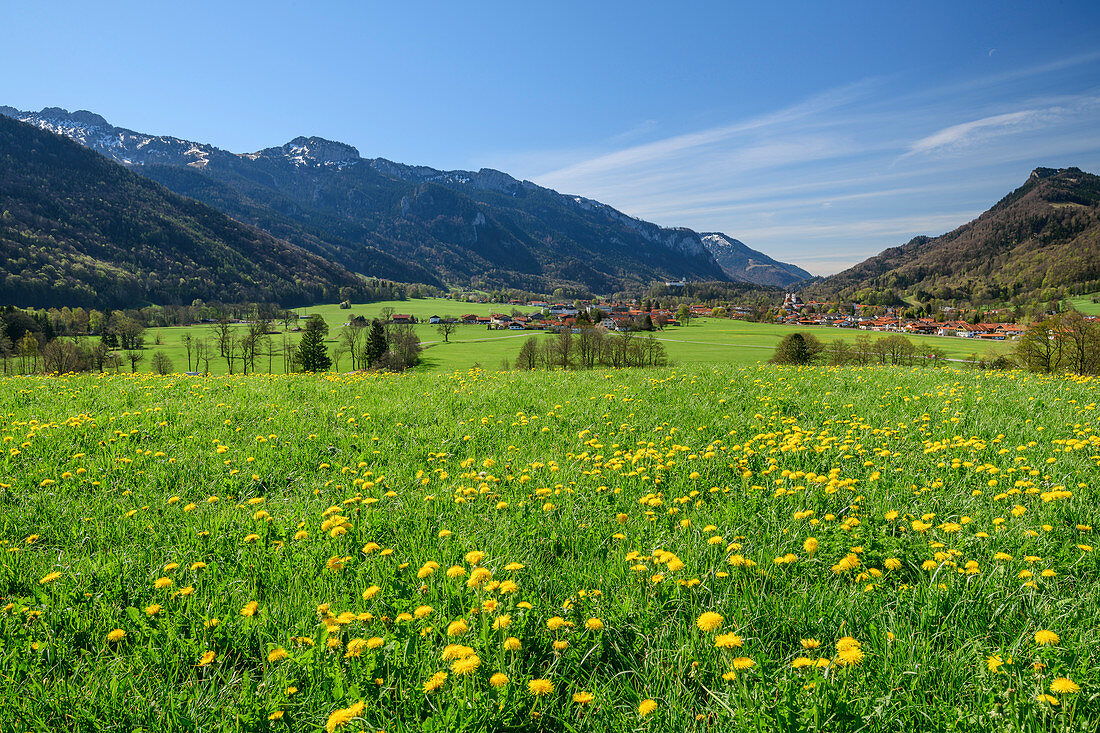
top-left (3, 0), bottom-right (1099, 274)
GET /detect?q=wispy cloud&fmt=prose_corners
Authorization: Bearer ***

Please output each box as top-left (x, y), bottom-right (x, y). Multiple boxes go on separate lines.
top-left (537, 80), bottom-right (876, 189)
top-left (905, 96), bottom-right (1100, 156)
top-left (906, 109), bottom-right (1050, 155)
top-left (497, 52), bottom-right (1100, 275)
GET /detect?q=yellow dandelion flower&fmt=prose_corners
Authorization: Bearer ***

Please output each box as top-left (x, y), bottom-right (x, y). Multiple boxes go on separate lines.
top-left (325, 701), bottom-right (365, 733)
top-left (715, 633), bottom-right (743, 648)
top-left (441, 644), bottom-right (475, 660)
top-left (361, 585), bottom-right (381, 600)
top-left (107, 629), bottom-right (126, 643)
top-left (267, 648), bottom-right (288, 663)
top-left (731, 657), bottom-right (755, 670)
top-left (1050, 678), bottom-right (1080, 694)
top-left (638, 698), bottom-right (658, 716)
top-left (504, 637), bottom-right (522, 651)
top-left (585, 617), bottom-right (603, 631)
top-left (197, 650), bottom-right (216, 667)
top-left (451, 654), bottom-right (481, 675)
top-left (696, 612), bottom-right (723, 632)
top-left (528, 678), bottom-right (554, 696)
top-left (546, 616), bottom-right (567, 631)
top-left (446, 618), bottom-right (469, 636)
top-left (1034, 629), bottom-right (1060, 646)
top-left (345, 638), bottom-right (368, 658)
top-left (800, 638), bottom-right (821, 649)
top-left (240, 601), bottom-right (258, 617)
top-left (39, 572), bottom-right (62, 585)
top-left (573, 691), bottom-right (594, 704)
top-left (490, 672), bottom-right (509, 688)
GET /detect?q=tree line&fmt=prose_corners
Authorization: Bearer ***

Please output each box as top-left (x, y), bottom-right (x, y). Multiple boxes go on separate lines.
top-left (1014, 311), bottom-right (1100, 374)
top-left (510, 328), bottom-right (669, 370)
top-left (769, 332), bottom-right (950, 367)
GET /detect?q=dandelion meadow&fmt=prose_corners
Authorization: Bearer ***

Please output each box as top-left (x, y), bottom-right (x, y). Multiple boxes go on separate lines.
top-left (2, 365), bottom-right (1098, 731)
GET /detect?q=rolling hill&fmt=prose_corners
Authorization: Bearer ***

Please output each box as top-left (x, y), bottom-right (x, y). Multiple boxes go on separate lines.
top-left (801, 167), bottom-right (1100, 305)
top-left (0, 115), bottom-right (371, 309)
top-left (2, 106), bottom-right (810, 294)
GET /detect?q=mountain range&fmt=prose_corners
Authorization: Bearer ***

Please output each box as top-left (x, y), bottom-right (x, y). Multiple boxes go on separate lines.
top-left (1, 106), bottom-right (810, 300)
top-left (801, 166), bottom-right (1100, 306)
top-left (0, 114), bottom-right (369, 309)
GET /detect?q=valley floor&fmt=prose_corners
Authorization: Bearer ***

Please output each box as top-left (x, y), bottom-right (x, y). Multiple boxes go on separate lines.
top-left (107, 298), bottom-right (1013, 376)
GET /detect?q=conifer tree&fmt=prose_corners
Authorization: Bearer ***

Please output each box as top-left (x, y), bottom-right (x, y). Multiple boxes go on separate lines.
top-left (295, 316), bottom-right (332, 372)
top-left (363, 319), bottom-right (387, 367)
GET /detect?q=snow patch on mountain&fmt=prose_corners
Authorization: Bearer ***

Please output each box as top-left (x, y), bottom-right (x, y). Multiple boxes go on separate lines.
top-left (256, 136), bottom-right (360, 169)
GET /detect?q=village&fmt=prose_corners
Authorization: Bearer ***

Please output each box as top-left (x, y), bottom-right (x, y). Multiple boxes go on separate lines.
top-left (370, 292), bottom-right (1038, 342)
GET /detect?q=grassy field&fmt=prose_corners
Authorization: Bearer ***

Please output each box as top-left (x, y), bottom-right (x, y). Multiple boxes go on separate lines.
top-left (127, 298), bottom-right (1012, 375)
top-left (1064, 293), bottom-right (1100, 316)
top-left (1, 364), bottom-right (1097, 731)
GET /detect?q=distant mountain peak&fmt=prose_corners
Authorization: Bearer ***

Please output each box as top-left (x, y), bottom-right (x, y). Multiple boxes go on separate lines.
top-left (699, 232), bottom-right (811, 287)
top-left (803, 166), bottom-right (1100, 305)
top-left (259, 136), bottom-right (361, 168)
top-left (1031, 166), bottom-right (1060, 180)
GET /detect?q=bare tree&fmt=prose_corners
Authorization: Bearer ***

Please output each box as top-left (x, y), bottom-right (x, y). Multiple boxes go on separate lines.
top-left (436, 321), bottom-right (458, 343)
top-left (339, 322), bottom-right (366, 370)
top-left (181, 333), bottom-right (194, 372)
top-left (212, 315), bottom-right (236, 374)
top-left (126, 349), bottom-right (145, 373)
top-left (552, 329), bottom-right (574, 369)
top-left (515, 336), bottom-right (540, 370)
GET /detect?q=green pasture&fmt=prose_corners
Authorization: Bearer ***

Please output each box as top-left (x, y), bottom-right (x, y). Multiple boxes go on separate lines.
top-left (119, 299), bottom-right (1013, 375)
top-left (1064, 293), bottom-right (1100, 316)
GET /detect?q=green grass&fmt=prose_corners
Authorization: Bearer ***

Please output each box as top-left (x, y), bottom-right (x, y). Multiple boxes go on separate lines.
top-left (1, 364), bottom-right (1097, 731)
top-left (1064, 293), bottom-right (1100, 316)
top-left (121, 299), bottom-right (1012, 375)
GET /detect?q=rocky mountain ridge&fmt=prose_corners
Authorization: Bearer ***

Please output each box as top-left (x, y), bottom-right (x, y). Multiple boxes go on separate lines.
top-left (3, 106), bottom-right (809, 292)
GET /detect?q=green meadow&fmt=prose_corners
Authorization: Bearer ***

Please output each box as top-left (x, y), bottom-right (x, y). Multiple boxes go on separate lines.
top-left (1, 364), bottom-right (1097, 731)
top-left (127, 298), bottom-right (1011, 375)
top-left (1063, 293), bottom-right (1100, 317)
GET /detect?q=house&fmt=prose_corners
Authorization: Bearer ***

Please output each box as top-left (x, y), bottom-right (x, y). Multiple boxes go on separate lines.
top-left (548, 305), bottom-right (578, 316)
top-left (391, 314), bottom-right (414, 324)
top-left (461, 314), bottom-right (479, 324)
top-left (905, 321), bottom-right (938, 335)
top-left (428, 315), bottom-right (442, 324)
